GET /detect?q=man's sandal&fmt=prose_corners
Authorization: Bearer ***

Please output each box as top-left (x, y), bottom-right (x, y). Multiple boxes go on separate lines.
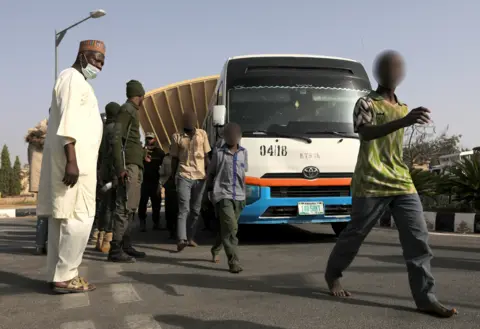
top-left (53, 277), bottom-right (96, 294)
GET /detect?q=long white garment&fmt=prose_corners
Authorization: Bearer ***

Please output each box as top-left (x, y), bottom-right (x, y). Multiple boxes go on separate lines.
top-left (38, 68), bottom-right (102, 283)
top-left (46, 214), bottom-right (94, 282)
top-left (37, 68), bottom-right (103, 219)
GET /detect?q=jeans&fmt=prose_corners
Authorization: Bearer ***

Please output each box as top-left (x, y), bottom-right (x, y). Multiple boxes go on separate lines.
top-left (176, 175), bottom-right (206, 241)
top-left (325, 194), bottom-right (437, 308)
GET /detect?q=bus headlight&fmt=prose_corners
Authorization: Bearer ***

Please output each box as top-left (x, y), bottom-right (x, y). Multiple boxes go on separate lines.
top-left (246, 185), bottom-right (260, 205)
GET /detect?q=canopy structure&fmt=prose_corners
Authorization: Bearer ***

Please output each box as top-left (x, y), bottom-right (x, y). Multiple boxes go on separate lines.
top-left (139, 75), bottom-right (219, 151)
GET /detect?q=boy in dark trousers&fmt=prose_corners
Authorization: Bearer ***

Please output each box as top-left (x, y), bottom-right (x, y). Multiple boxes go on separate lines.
top-left (159, 153), bottom-right (178, 240)
top-left (207, 123), bottom-right (247, 274)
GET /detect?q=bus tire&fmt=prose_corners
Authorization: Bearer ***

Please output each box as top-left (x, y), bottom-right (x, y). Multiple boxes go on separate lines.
top-left (331, 222), bottom-right (348, 237)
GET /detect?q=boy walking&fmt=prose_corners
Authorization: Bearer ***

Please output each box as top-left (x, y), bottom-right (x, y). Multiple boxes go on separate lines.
top-left (207, 123), bottom-right (247, 274)
top-left (324, 50), bottom-right (456, 318)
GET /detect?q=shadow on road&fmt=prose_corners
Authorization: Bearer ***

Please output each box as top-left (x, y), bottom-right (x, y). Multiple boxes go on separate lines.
top-left (0, 270), bottom-right (51, 296)
top-left (129, 223), bottom-right (336, 247)
top-left (155, 314), bottom-right (287, 329)
top-left (120, 271), bottom-right (429, 314)
top-left (238, 224), bottom-right (336, 245)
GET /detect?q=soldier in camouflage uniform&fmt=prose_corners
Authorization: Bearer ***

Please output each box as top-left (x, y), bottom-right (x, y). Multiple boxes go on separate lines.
top-left (108, 80), bottom-right (147, 263)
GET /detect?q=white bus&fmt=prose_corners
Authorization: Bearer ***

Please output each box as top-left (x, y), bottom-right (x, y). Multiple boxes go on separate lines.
top-left (203, 54), bottom-right (371, 235)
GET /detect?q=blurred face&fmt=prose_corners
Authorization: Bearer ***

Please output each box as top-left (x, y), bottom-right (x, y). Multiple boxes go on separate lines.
top-left (374, 51), bottom-right (405, 89)
top-left (146, 137), bottom-right (154, 145)
top-left (183, 113), bottom-right (197, 132)
top-left (224, 124), bottom-right (242, 146)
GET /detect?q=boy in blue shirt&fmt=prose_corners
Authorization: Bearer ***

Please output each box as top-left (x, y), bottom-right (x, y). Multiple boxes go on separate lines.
top-left (207, 123), bottom-right (248, 273)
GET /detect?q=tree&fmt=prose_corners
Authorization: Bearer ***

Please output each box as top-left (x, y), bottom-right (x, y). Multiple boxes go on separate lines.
top-left (0, 145), bottom-right (12, 196)
top-left (10, 156), bottom-right (22, 196)
top-left (403, 125), bottom-right (463, 169)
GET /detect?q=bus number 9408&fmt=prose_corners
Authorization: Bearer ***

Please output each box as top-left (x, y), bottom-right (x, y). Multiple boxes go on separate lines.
top-left (260, 145), bottom-right (288, 156)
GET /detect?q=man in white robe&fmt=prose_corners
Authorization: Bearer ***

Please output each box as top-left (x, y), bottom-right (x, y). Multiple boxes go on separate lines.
top-left (37, 40), bottom-right (106, 293)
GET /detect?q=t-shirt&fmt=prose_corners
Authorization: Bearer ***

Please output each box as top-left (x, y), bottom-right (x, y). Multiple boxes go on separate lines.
top-left (170, 129), bottom-right (211, 180)
top-left (350, 91), bottom-right (416, 197)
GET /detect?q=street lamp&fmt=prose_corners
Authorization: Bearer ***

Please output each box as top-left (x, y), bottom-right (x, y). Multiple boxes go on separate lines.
top-left (54, 9), bottom-right (106, 81)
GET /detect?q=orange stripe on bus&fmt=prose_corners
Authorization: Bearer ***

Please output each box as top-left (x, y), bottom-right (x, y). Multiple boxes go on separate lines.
top-left (245, 176), bottom-right (352, 187)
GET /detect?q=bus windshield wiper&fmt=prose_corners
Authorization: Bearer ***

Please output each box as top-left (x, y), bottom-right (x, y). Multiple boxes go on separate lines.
top-left (305, 131), bottom-right (359, 139)
top-left (244, 130), bottom-right (312, 143)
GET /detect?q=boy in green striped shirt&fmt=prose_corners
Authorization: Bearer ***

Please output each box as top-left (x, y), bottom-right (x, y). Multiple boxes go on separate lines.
top-left (324, 50), bottom-right (457, 318)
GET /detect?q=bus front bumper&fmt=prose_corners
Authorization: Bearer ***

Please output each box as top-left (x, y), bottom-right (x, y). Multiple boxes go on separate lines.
top-left (239, 186), bottom-right (352, 224)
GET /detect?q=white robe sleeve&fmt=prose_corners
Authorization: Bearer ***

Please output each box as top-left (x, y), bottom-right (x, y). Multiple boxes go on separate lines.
top-left (56, 71), bottom-right (89, 143)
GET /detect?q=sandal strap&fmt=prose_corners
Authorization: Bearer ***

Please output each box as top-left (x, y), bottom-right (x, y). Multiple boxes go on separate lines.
top-left (68, 277), bottom-right (89, 290)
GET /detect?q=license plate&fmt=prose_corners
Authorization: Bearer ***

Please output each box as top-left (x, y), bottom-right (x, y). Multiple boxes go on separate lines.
top-left (298, 202), bottom-right (324, 216)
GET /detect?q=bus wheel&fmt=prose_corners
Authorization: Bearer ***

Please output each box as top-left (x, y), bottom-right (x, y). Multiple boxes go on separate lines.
top-left (331, 222), bottom-right (348, 237)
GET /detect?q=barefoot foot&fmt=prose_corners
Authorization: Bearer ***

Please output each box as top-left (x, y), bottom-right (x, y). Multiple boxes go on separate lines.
top-left (418, 302), bottom-right (458, 318)
top-left (325, 276), bottom-right (351, 297)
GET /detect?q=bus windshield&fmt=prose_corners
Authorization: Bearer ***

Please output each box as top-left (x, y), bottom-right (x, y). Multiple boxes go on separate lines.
top-left (228, 85), bottom-right (369, 135)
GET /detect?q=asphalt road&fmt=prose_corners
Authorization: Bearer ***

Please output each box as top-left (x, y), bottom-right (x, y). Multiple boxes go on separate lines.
top-left (0, 217), bottom-right (479, 329)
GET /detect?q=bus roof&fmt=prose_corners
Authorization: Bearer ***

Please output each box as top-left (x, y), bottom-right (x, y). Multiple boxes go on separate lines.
top-left (228, 54), bottom-right (360, 63)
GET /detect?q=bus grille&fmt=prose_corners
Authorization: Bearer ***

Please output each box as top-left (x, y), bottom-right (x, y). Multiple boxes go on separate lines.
top-left (270, 186), bottom-right (350, 198)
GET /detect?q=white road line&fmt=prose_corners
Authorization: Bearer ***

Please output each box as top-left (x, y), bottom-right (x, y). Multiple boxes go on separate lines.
top-left (60, 320), bottom-right (96, 329)
top-left (110, 283), bottom-right (142, 304)
top-left (104, 264), bottom-right (123, 278)
top-left (125, 314), bottom-right (162, 329)
top-left (60, 293), bottom-right (90, 309)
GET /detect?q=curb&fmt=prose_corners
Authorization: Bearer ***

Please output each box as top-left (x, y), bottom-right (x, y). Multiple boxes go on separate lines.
top-left (0, 202), bottom-right (166, 219)
top-left (376, 211), bottom-right (480, 234)
top-left (0, 208), bottom-right (37, 218)
top-left (3, 207), bottom-right (480, 234)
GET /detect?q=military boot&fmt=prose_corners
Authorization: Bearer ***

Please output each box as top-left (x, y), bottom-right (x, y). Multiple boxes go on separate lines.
top-left (108, 240), bottom-right (135, 263)
top-left (100, 232), bottom-right (113, 253)
top-left (95, 231), bottom-right (105, 251)
top-left (122, 236), bottom-right (146, 259)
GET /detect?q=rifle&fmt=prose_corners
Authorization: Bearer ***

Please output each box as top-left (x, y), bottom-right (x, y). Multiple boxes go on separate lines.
top-left (122, 121), bottom-right (132, 205)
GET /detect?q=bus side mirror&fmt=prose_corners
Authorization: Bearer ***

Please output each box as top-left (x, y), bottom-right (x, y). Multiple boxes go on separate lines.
top-left (213, 105), bottom-right (226, 127)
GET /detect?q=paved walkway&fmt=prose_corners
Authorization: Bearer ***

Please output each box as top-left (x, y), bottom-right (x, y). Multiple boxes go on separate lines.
top-left (0, 219), bottom-right (478, 329)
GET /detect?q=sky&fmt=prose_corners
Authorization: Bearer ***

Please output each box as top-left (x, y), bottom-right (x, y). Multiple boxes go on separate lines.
top-left (1, 0), bottom-right (479, 165)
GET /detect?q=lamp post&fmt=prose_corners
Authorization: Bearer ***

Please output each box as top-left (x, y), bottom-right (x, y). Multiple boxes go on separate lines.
top-left (54, 9), bottom-right (106, 81)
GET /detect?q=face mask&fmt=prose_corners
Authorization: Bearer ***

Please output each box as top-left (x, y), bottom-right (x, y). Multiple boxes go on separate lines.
top-left (81, 54), bottom-right (100, 80)
top-left (82, 63), bottom-right (100, 80)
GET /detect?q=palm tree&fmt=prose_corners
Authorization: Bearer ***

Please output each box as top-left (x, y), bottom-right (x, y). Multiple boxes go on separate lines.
top-left (443, 157), bottom-right (480, 211)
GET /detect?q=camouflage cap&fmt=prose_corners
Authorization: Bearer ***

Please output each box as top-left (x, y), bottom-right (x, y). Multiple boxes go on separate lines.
top-left (145, 132), bottom-right (155, 139)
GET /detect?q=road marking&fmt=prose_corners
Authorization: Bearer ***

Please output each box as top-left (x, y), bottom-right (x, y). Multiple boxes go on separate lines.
top-left (104, 264), bottom-right (123, 278)
top-left (110, 283), bottom-right (142, 304)
top-left (60, 320), bottom-right (96, 329)
top-left (60, 292), bottom-right (90, 309)
top-left (125, 314), bottom-right (162, 329)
